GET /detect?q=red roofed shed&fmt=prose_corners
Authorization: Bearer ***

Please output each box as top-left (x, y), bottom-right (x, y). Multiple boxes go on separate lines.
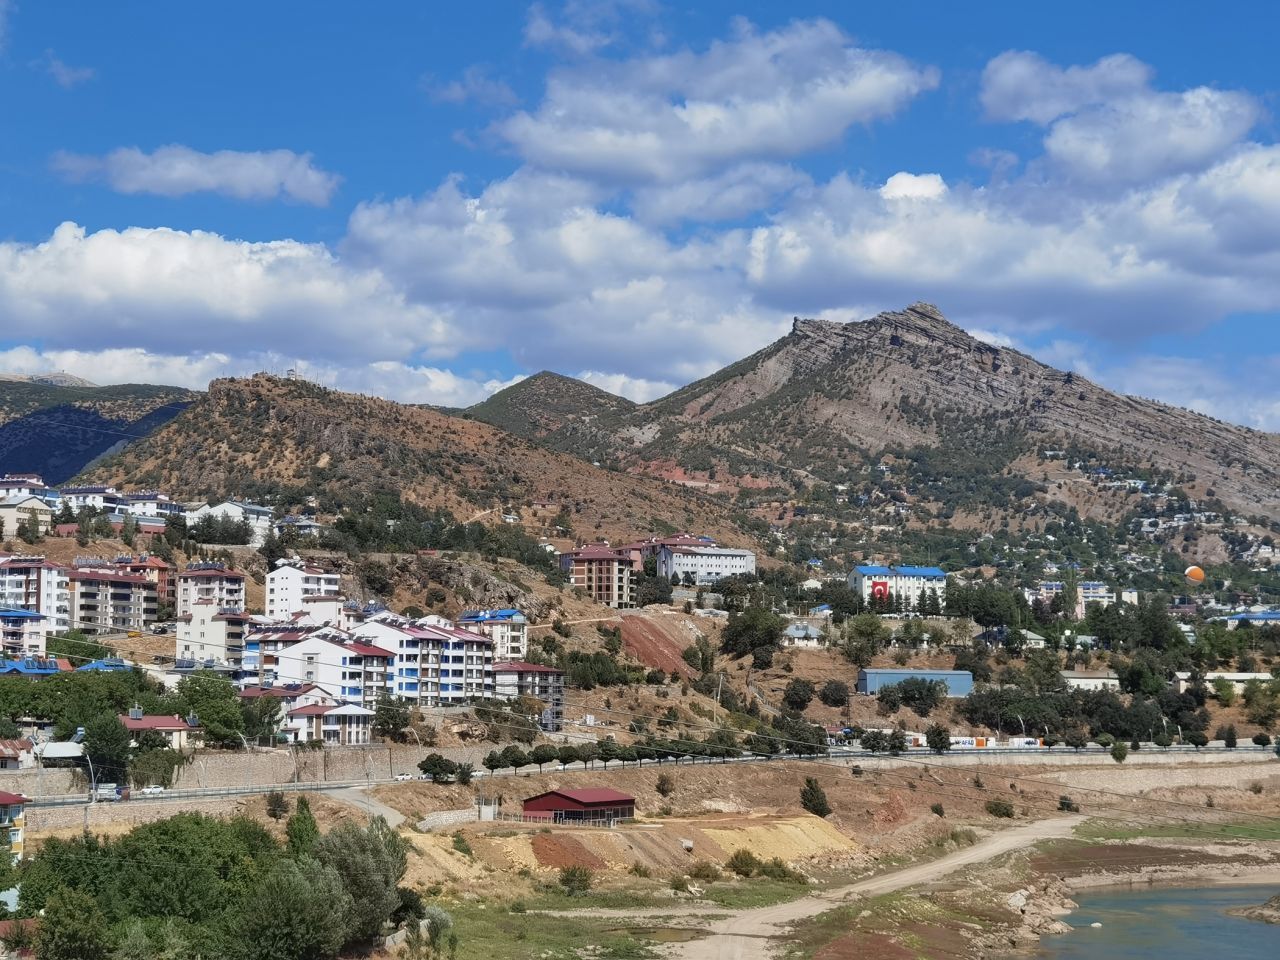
top-left (522, 788), bottom-right (635, 822)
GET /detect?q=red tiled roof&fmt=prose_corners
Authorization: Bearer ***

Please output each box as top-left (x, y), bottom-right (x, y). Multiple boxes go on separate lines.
top-left (119, 715), bottom-right (195, 731)
top-left (493, 661), bottom-right (563, 674)
top-left (0, 790), bottom-right (29, 805)
top-left (288, 704), bottom-right (334, 717)
top-left (239, 684), bottom-right (319, 699)
top-left (69, 570), bottom-right (151, 585)
top-left (325, 638), bottom-right (394, 658)
top-left (532, 788), bottom-right (633, 804)
top-left (0, 739), bottom-right (33, 758)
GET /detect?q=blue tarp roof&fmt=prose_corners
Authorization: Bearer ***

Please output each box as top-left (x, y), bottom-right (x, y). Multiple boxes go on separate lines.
top-left (459, 608), bottom-right (525, 622)
top-left (894, 566), bottom-right (946, 577)
top-left (76, 658), bottom-right (134, 672)
top-left (0, 608), bottom-right (44, 620)
top-left (855, 565), bottom-right (893, 575)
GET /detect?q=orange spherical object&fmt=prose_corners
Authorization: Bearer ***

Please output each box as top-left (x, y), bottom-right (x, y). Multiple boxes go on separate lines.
top-left (1184, 565), bottom-right (1206, 585)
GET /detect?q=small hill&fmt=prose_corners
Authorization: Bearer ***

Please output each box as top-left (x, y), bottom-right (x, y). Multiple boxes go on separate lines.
top-left (0, 380), bottom-right (196, 484)
top-left (466, 303), bottom-right (1280, 520)
top-left (466, 371), bottom-right (636, 460)
top-left (80, 374), bottom-right (755, 547)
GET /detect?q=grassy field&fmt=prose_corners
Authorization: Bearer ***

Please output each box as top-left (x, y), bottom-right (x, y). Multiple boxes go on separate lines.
top-left (450, 902), bottom-right (667, 960)
top-left (1075, 818), bottom-right (1280, 842)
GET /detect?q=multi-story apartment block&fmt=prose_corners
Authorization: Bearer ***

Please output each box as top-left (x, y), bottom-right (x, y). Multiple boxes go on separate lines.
top-left (354, 613), bottom-right (493, 706)
top-left (847, 565), bottom-right (947, 609)
top-left (559, 545), bottom-right (641, 609)
top-left (266, 559), bottom-right (341, 619)
top-left (69, 569), bottom-right (158, 634)
top-left (59, 485), bottom-right (125, 513)
top-left (0, 609), bottom-right (46, 658)
top-left (492, 661), bottom-right (565, 731)
top-left (286, 703), bottom-right (374, 745)
top-left (176, 564), bottom-right (247, 618)
top-left (113, 555), bottom-right (176, 608)
top-left (268, 630), bottom-right (393, 708)
top-left (0, 791), bottom-right (27, 863)
top-left (0, 556), bottom-right (71, 636)
top-left (0, 497), bottom-right (55, 538)
top-left (176, 598), bottom-right (249, 668)
top-left (457, 608), bottom-right (528, 660)
top-left (123, 491), bottom-right (184, 518)
top-left (656, 545), bottom-right (756, 585)
top-left (185, 501), bottom-right (274, 546)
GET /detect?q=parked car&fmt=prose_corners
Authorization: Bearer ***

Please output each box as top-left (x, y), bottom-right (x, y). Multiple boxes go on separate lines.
top-left (138, 785), bottom-right (165, 796)
top-left (393, 773), bottom-right (414, 782)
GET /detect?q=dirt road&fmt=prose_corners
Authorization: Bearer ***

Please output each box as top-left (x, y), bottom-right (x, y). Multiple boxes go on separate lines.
top-left (557, 816), bottom-right (1084, 960)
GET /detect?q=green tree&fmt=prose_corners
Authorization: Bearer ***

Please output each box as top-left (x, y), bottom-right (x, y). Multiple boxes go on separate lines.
top-left (500, 745), bottom-right (529, 773)
top-left (417, 754), bottom-right (458, 783)
top-left (530, 744), bottom-right (559, 772)
top-left (925, 723), bottom-right (951, 754)
top-left (482, 751), bottom-right (506, 777)
top-left (799, 777), bottom-right (831, 817)
top-left (227, 856), bottom-right (352, 960)
top-left (782, 678), bottom-right (815, 711)
top-left (1110, 741), bottom-right (1128, 763)
top-left (373, 697), bottom-right (412, 742)
top-left (35, 887), bottom-right (112, 960)
top-left (266, 791), bottom-right (289, 820)
top-left (818, 680), bottom-right (849, 708)
top-left (241, 697), bottom-right (283, 742)
top-left (597, 737), bottom-right (621, 769)
top-left (286, 796), bottom-right (320, 855)
top-left (84, 713), bottom-right (132, 786)
top-left (315, 817), bottom-right (409, 945)
top-left (558, 866), bottom-right (593, 896)
top-left (176, 673), bottom-right (243, 746)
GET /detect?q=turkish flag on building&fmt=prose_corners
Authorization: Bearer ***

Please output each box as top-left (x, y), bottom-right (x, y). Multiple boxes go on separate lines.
top-left (871, 581), bottom-right (889, 599)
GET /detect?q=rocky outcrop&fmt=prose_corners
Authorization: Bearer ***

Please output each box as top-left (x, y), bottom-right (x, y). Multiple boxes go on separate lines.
top-left (1229, 894), bottom-right (1280, 924)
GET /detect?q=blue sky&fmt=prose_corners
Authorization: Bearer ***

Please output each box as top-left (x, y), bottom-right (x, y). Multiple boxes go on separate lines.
top-left (2, 1), bottom-right (1279, 428)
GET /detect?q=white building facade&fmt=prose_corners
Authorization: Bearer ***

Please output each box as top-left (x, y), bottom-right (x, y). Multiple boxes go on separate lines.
top-left (266, 560), bottom-right (341, 619)
top-left (656, 545), bottom-right (756, 584)
top-left (176, 565), bottom-right (247, 619)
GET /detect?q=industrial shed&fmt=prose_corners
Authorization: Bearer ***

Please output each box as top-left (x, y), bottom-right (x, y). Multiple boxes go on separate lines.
top-left (522, 788), bottom-right (636, 822)
top-left (856, 668), bottom-right (974, 697)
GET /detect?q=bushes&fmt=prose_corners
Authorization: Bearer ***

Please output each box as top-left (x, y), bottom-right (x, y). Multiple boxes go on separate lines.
top-left (819, 680), bottom-right (850, 708)
top-left (800, 777), bottom-right (831, 818)
top-left (930, 802), bottom-right (945, 817)
top-left (688, 861), bottom-right (721, 882)
top-left (558, 866), bottom-right (593, 896)
top-left (655, 772), bottom-right (675, 797)
top-left (1058, 795), bottom-right (1080, 813)
top-left (985, 799), bottom-right (1015, 819)
top-left (1252, 732), bottom-right (1272, 747)
top-left (1110, 742), bottom-right (1128, 764)
top-left (782, 678), bottom-right (815, 711)
top-left (726, 849), bottom-right (761, 877)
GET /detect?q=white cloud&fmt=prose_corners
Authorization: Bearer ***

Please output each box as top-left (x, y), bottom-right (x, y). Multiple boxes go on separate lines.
top-left (51, 145), bottom-right (341, 205)
top-left (39, 49), bottom-right (95, 88)
top-left (879, 171), bottom-right (947, 201)
top-left (981, 51), bottom-right (1152, 124)
top-left (424, 65), bottom-right (517, 107)
top-left (981, 50), bottom-right (1260, 184)
top-left (576, 370), bottom-right (676, 402)
top-left (0, 222), bottom-right (455, 363)
top-left (630, 163), bottom-right (809, 224)
top-left (0, 0), bottom-right (12, 52)
top-left (524, 1), bottom-right (616, 54)
top-left (0, 345), bottom-right (519, 408)
top-left (1106, 354), bottom-right (1280, 431)
top-left (501, 17), bottom-right (938, 184)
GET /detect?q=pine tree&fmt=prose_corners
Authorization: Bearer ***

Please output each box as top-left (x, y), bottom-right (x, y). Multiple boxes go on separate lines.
top-left (287, 795), bottom-right (320, 854)
top-left (799, 777), bottom-right (831, 817)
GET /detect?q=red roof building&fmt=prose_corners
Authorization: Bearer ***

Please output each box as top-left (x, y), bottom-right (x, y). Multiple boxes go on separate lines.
top-left (522, 788), bottom-right (635, 822)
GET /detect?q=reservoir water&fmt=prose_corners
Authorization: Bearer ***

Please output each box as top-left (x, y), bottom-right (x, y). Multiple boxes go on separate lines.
top-left (1036, 885), bottom-right (1280, 960)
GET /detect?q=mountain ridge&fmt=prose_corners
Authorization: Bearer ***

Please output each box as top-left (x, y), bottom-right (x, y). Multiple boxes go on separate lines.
top-left (465, 302), bottom-right (1280, 521)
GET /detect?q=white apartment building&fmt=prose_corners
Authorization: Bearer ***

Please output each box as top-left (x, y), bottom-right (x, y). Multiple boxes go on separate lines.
top-left (0, 556), bottom-right (71, 636)
top-left (353, 612), bottom-right (493, 707)
top-left (457, 608), bottom-right (527, 660)
top-left (185, 501), bottom-right (274, 546)
top-left (492, 661), bottom-right (565, 731)
top-left (656, 545), bottom-right (756, 585)
top-left (123, 491), bottom-right (184, 518)
top-left (0, 609), bottom-right (46, 658)
top-left (176, 599), bottom-right (248, 667)
top-left (848, 565), bottom-right (947, 608)
top-left (0, 497), bottom-right (55, 538)
top-left (58, 485), bottom-right (124, 512)
top-left (286, 703), bottom-right (374, 745)
top-left (267, 629), bottom-right (393, 708)
top-left (176, 565), bottom-right (247, 618)
top-left (266, 560), bottom-right (341, 619)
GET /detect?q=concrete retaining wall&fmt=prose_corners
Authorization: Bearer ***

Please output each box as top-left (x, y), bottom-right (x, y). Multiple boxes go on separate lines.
top-left (417, 808), bottom-right (478, 832)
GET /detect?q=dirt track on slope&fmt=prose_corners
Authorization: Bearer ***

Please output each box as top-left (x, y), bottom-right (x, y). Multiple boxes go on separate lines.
top-left (553, 816), bottom-right (1085, 960)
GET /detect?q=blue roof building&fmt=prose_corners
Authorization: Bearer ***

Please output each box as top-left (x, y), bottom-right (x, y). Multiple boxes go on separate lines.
top-left (76, 658), bottom-right (135, 672)
top-left (856, 668), bottom-right (973, 697)
top-left (847, 565), bottom-right (948, 610)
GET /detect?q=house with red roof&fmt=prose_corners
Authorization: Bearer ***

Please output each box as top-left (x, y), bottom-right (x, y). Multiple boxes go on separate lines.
top-left (176, 598), bottom-right (248, 669)
top-left (119, 708), bottom-right (200, 750)
top-left (353, 611), bottom-right (492, 707)
top-left (285, 702), bottom-right (374, 745)
top-left (260, 628), bottom-right (393, 708)
top-left (0, 790), bottom-right (28, 862)
top-left (69, 567), bottom-right (157, 634)
top-left (522, 788), bottom-right (635, 822)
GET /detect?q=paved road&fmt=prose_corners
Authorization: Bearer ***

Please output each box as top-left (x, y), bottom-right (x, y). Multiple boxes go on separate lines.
top-left (322, 786), bottom-right (407, 826)
top-left (555, 816), bottom-right (1085, 960)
